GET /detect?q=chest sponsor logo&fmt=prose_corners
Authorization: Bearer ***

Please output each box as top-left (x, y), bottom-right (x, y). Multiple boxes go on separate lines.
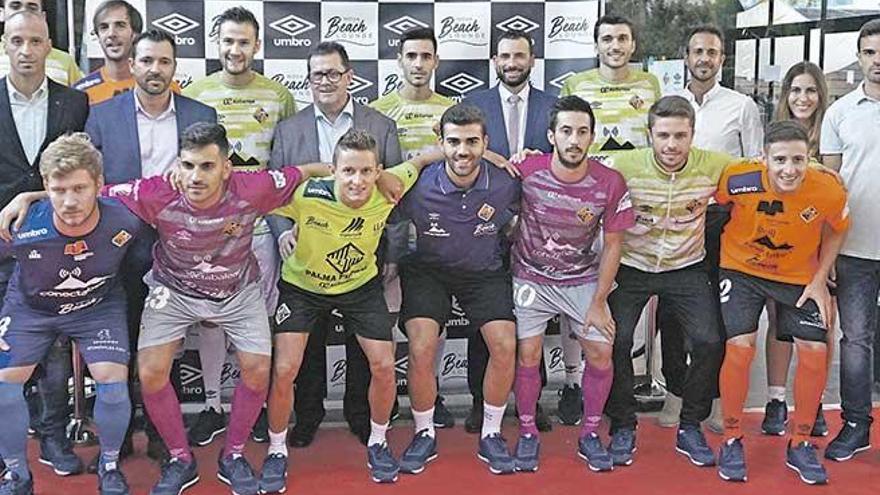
top-left (305, 216), bottom-right (330, 231)
top-left (473, 222), bottom-right (497, 237)
top-left (757, 200), bottom-right (784, 216)
top-left (192, 258), bottom-right (230, 274)
top-left (753, 235), bottom-right (794, 251)
top-left (64, 240), bottom-right (92, 261)
top-left (577, 206), bottom-right (595, 224)
top-left (799, 205), bottom-right (819, 224)
top-left (424, 216), bottom-right (450, 237)
top-left (112, 230), bottom-right (132, 247)
top-left (477, 203), bottom-right (496, 221)
top-left (40, 267), bottom-right (112, 298)
top-left (325, 242), bottom-right (365, 275)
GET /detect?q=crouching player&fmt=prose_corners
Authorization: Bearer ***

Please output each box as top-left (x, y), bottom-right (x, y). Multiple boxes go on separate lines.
top-left (0, 134), bottom-right (145, 495)
top-left (716, 121), bottom-right (849, 485)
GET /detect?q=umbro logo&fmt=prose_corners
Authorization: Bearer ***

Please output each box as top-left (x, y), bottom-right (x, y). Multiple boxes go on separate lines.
top-left (439, 72), bottom-right (484, 95)
top-left (549, 71), bottom-right (577, 89)
top-left (270, 14), bottom-right (316, 38)
top-left (495, 15), bottom-right (540, 34)
top-left (383, 15), bottom-right (430, 36)
top-left (347, 74), bottom-right (373, 94)
top-left (178, 363), bottom-right (203, 386)
top-left (341, 217), bottom-right (365, 234)
top-left (152, 13), bottom-right (200, 36)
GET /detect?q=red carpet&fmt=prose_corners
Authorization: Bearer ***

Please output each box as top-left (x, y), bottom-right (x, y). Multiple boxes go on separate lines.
top-left (27, 410), bottom-right (878, 495)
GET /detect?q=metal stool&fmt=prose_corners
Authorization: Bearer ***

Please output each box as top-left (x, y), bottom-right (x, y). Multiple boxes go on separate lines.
top-left (67, 341), bottom-right (97, 445)
top-left (633, 296), bottom-right (666, 409)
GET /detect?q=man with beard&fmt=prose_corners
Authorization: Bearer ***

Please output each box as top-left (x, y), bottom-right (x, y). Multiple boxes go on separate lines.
top-left (183, 6), bottom-right (296, 447)
top-left (510, 96), bottom-right (634, 473)
top-left (464, 29), bottom-right (561, 431)
top-left (560, 15), bottom-right (661, 162)
top-left (394, 104), bottom-right (519, 476)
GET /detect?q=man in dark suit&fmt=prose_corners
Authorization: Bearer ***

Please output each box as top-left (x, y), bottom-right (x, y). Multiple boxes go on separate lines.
top-left (267, 41), bottom-right (402, 450)
top-left (85, 28), bottom-right (216, 468)
top-left (0, 10), bottom-right (89, 477)
top-left (463, 29), bottom-right (558, 433)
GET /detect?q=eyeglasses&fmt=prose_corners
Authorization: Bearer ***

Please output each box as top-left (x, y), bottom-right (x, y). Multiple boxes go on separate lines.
top-left (308, 69), bottom-right (349, 84)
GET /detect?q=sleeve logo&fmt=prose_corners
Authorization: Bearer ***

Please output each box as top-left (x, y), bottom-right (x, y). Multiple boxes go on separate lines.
top-left (111, 230), bottom-right (132, 247)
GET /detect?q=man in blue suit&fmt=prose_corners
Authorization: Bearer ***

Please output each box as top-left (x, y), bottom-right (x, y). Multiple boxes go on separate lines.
top-left (463, 30), bottom-right (560, 433)
top-left (85, 28), bottom-right (216, 468)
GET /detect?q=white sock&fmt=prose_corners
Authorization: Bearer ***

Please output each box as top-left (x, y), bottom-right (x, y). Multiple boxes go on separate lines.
top-left (368, 420), bottom-right (389, 446)
top-left (481, 402), bottom-right (506, 438)
top-left (413, 407), bottom-right (435, 437)
top-left (768, 386), bottom-right (786, 403)
top-left (562, 325), bottom-right (584, 386)
top-left (268, 428), bottom-right (288, 457)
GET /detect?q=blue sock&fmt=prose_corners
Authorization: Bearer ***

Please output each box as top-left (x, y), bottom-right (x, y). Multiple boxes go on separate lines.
top-left (94, 382), bottom-right (131, 466)
top-left (0, 382), bottom-right (31, 480)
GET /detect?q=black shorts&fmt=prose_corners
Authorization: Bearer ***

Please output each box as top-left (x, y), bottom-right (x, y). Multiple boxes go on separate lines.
top-left (399, 263), bottom-right (515, 331)
top-left (274, 278), bottom-right (394, 341)
top-left (719, 269), bottom-right (827, 343)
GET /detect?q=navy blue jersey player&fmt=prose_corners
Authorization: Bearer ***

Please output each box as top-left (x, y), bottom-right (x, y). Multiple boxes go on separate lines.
top-left (0, 134), bottom-right (144, 495)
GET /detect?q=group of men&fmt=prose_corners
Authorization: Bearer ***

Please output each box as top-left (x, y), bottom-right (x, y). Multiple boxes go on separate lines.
top-left (0, 1), bottom-right (877, 494)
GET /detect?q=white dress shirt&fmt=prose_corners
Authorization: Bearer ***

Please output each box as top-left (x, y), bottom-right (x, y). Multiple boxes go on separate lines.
top-left (315, 96), bottom-right (355, 163)
top-left (672, 83), bottom-right (763, 158)
top-left (498, 83), bottom-right (530, 155)
top-left (135, 93), bottom-right (179, 177)
top-left (8, 77), bottom-right (48, 165)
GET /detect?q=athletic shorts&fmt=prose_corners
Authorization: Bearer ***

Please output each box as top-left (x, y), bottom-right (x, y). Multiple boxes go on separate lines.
top-left (138, 272), bottom-right (271, 355)
top-left (0, 295), bottom-right (129, 369)
top-left (513, 277), bottom-right (607, 343)
top-left (274, 277), bottom-right (394, 341)
top-left (719, 269), bottom-right (827, 343)
top-left (252, 232), bottom-right (280, 315)
top-left (400, 263), bottom-right (515, 331)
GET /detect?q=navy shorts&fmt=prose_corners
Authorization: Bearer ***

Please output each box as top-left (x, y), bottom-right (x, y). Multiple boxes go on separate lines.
top-left (0, 295), bottom-right (130, 369)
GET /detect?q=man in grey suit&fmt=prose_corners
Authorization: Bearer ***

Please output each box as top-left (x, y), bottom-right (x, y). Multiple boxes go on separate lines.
top-left (266, 41), bottom-right (402, 452)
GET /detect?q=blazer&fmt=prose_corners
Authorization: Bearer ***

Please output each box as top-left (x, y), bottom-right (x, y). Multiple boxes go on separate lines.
top-left (85, 90), bottom-right (217, 184)
top-left (464, 84), bottom-right (556, 157)
top-left (0, 78), bottom-right (89, 207)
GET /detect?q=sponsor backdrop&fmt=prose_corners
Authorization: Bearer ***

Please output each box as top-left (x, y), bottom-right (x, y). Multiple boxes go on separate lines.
top-left (82, 0), bottom-right (601, 401)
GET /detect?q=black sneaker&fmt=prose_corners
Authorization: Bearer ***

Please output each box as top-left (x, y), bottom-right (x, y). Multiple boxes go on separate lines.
top-left (464, 402), bottom-right (483, 434)
top-left (0, 471), bottom-right (33, 495)
top-left (760, 399), bottom-right (787, 436)
top-left (251, 408), bottom-right (269, 443)
top-left (535, 404), bottom-right (553, 433)
top-left (433, 395), bottom-right (455, 429)
top-left (825, 420), bottom-right (871, 461)
top-left (557, 384), bottom-right (583, 426)
top-left (188, 407), bottom-right (227, 447)
top-left (37, 435), bottom-right (83, 476)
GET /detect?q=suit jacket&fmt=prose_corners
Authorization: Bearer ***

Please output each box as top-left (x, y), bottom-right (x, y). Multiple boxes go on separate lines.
top-left (267, 100), bottom-right (402, 236)
top-left (85, 90), bottom-right (217, 184)
top-left (465, 84), bottom-right (555, 157)
top-left (0, 78), bottom-right (89, 208)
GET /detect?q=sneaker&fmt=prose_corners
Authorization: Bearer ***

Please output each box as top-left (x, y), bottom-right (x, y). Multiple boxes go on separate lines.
top-left (608, 428), bottom-right (636, 466)
top-left (657, 393), bottom-right (682, 428)
top-left (477, 434), bottom-right (515, 475)
top-left (37, 435), bottom-right (84, 476)
top-left (676, 425), bottom-right (715, 466)
top-left (288, 421), bottom-right (319, 448)
top-left (150, 457), bottom-right (199, 495)
top-left (188, 407), bottom-right (227, 447)
top-left (513, 434), bottom-right (540, 472)
top-left (786, 441), bottom-right (828, 485)
top-left (535, 404), bottom-right (553, 433)
top-left (557, 384), bottom-right (583, 426)
top-left (811, 405), bottom-right (828, 437)
top-left (217, 453), bottom-right (259, 495)
top-left (0, 471), bottom-right (33, 495)
top-left (578, 433), bottom-right (613, 472)
top-left (761, 399), bottom-right (787, 436)
top-left (251, 408), bottom-right (269, 444)
top-left (399, 430), bottom-right (438, 474)
top-left (433, 396), bottom-right (455, 429)
top-left (717, 438), bottom-right (747, 482)
top-left (825, 421), bottom-right (871, 461)
top-left (98, 462), bottom-right (130, 495)
top-left (366, 443), bottom-right (399, 483)
top-left (464, 402), bottom-right (483, 434)
top-left (258, 453), bottom-right (288, 494)
top-left (88, 436), bottom-right (133, 474)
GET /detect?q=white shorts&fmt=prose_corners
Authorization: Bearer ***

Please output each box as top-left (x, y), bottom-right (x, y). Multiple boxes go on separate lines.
top-left (513, 277), bottom-right (608, 343)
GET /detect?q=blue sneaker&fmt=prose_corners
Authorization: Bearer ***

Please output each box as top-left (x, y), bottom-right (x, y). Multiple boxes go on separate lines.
top-left (258, 453), bottom-right (288, 494)
top-left (825, 421), bottom-right (871, 462)
top-left (761, 400), bottom-right (787, 436)
top-left (0, 471), bottom-right (33, 495)
top-left (477, 434), bottom-right (515, 475)
top-left (150, 457), bottom-right (199, 495)
top-left (98, 462), bottom-right (130, 495)
top-left (676, 425), bottom-right (715, 466)
top-left (367, 443), bottom-right (399, 483)
top-left (578, 433), bottom-right (613, 472)
top-left (399, 430), bottom-right (438, 474)
top-left (217, 453), bottom-right (259, 495)
top-left (513, 434), bottom-right (539, 472)
top-left (717, 438), bottom-right (747, 482)
top-left (38, 435), bottom-right (84, 476)
top-left (786, 441), bottom-right (828, 485)
top-left (608, 429), bottom-right (636, 466)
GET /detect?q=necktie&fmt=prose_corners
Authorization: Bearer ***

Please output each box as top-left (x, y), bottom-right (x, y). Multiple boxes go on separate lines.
top-left (507, 94), bottom-right (521, 154)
